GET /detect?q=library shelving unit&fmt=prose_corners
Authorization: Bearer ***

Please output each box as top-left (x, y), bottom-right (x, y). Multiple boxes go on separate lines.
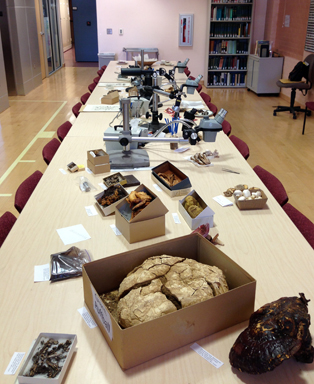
top-left (206, 0), bottom-right (254, 88)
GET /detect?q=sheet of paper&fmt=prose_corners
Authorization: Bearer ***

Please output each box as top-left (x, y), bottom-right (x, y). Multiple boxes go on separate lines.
top-left (172, 213), bottom-right (181, 224)
top-left (85, 205), bottom-right (98, 217)
top-left (59, 168), bottom-right (67, 175)
top-left (83, 105), bottom-right (120, 112)
top-left (110, 224), bottom-right (122, 236)
top-left (212, 195), bottom-right (233, 207)
top-left (78, 307), bottom-right (98, 329)
top-left (56, 224), bottom-right (91, 245)
top-left (153, 184), bottom-right (162, 192)
top-left (190, 343), bottom-right (223, 369)
top-left (34, 263), bottom-right (50, 282)
top-left (4, 352), bottom-right (25, 375)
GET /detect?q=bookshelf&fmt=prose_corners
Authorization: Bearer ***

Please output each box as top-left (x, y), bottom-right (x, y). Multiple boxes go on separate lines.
top-left (206, 1), bottom-right (254, 88)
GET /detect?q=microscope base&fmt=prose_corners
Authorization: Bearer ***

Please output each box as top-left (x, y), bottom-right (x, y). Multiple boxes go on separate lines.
top-left (108, 149), bottom-right (150, 169)
top-left (141, 121), bottom-right (169, 133)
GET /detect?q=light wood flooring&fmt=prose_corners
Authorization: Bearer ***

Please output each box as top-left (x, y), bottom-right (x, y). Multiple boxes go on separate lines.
top-left (1, 67), bottom-right (314, 226)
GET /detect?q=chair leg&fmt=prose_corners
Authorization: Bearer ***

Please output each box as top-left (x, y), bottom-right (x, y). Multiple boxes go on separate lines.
top-left (302, 106), bottom-right (308, 135)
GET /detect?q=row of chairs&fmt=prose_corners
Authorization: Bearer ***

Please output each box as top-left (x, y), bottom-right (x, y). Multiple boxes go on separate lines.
top-left (0, 65), bottom-right (108, 247)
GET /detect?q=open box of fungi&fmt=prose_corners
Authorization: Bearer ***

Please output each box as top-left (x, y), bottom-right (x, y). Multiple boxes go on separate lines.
top-left (83, 233), bottom-right (256, 370)
top-left (95, 184), bottom-right (128, 216)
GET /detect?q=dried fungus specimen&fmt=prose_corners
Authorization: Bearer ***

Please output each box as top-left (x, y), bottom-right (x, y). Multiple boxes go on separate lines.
top-left (229, 293), bottom-right (314, 375)
top-left (126, 190), bottom-right (153, 219)
top-left (116, 255), bottom-right (229, 328)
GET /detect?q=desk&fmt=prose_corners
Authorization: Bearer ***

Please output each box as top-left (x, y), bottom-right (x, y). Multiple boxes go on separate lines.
top-left (1, 62), bottom-right (314, 384)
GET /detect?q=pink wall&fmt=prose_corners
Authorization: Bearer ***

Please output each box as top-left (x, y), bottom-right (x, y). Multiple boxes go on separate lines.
top-left (96, 0), bottom-right (209, 79)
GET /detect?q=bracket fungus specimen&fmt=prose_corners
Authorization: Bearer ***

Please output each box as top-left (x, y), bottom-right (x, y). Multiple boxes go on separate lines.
top-left (229, 293), bottom-right (314, 374)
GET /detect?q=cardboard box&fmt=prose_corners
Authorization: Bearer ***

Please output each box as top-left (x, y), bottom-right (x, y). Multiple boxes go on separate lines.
top-left (151, 161), bottom-right (192, 197)
top-left (103, 172), bottom-right (127, 188)
top-left (234, 189), bottom-right (268, 210)
top-left (87, 159), bottom-right (110, 175)
top-left (82, 233), bottom-right (256, 370)
top-left (101, 91), bottom-right (119, 104)
top-left (115, 184), bottom-right (168, 243)
top-left (179, 190), bottom-right (215, 230)
top-left (95, 185), bottom-right (128, 216)
top-left (17, 333), bottom-right (77, 384)
top-left (87, 149), bottom-right (109, 165)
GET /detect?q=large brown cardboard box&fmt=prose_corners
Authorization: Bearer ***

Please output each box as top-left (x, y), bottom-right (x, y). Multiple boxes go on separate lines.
top-left (115, 184), bottom-right (168, 243)
top-left (83, 233), bottom-right (256, 370)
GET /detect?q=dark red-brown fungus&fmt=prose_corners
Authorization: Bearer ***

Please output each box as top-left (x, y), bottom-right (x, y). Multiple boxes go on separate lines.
top-left (229, 293), bottom-right (314, 374)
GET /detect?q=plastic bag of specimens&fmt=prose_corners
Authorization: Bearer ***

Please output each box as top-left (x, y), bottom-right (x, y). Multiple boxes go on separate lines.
top-left (50, 246), bottom-right (91, 282)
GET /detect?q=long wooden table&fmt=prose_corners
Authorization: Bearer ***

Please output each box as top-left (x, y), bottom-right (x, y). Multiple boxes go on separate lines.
top-left (1, 62), bottom-right (314, 384)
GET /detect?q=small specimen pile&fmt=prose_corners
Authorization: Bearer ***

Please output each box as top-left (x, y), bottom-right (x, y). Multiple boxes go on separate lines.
top-left (103, 173), bottom-right (124, 187)
top-left (126, 190), bottom-right (153, 219)
top-left (25, 338), bottom-right (72, 378)
top-left (190, 150), bottom-right (219, 166)
top-left (183, 195), bottom-right (204, 218)
top-left (229, 293), bottom-right (314, 374)
top-left (97, 185), bottom-right (126, 207)
top-left (224, 184), bottom-right (263, 200)
top-left (158, 172), bottom-right (180, 187)
top-left (101, 255), bottom-right (229, 328)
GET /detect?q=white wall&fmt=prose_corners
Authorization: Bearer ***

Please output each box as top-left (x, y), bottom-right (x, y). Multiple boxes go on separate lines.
top-left (96, 0), bottom-right (209, 78)
top-left (60, 0), bottom-right (72, 52)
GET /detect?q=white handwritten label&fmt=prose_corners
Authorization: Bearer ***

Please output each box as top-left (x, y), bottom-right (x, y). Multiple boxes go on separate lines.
top-left (153, 184), bottom-right (162, 192)
top-left (85, 205), bottom-right (98, 216)
top-left (110, 224), bottom-right (122, 236)
top-left (190, 343), bottom-right (223, 368)
top-left (92, 286), bottom-right (113, 340)
top-left (172, 213), bottom-right (181, 224)
top-left (4, 352), bottom-right (25, 375)
top-left (59, 168), bottom-right (67, 175)
top-left (86, 168), bottom-right (93, 174)
top-left (212, 195), bottom-right (233, 207)
top-left (34, 264), bottom-right (50, 282)
top-left (78, 307), bottom-right (97, 328)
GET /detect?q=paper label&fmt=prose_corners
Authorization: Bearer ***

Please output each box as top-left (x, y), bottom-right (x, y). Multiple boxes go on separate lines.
top-left (98, 183), bottom-right (107, 190)
top-left (212, 195), bottom-right (233, 207)
top-left (190, 343), bottom-right (223, 368)
top-left (85, 205), bottom-right (98, 216)
top-left (34, 264), bottom-right (50, 282)
top-left (83, 105), bottom-right (120, 112)
top-left (86, 168), bottom-right (93, 174)
top-left (78, 307), bottom-right (98, 329)
top-left (174, 146), bottom-right (190, 153)
top-left (153, 184), bottom-right (162, 192)
top-left (4, 352), bottom-right (25, 375)
top-left (59, 168), bottom-right (67, 175)
top-left (110, 224), bottom-right (122, 235)
top-left (172, 213), bottom-right (181, 224)
top-left (92, 286), bottom-right (113, 340)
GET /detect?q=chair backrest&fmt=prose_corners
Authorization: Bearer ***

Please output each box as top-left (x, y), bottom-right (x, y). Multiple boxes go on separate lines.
top-left (253, 165), bottom-right (288, 206)
top-left (196, 83), bottom-right (202, 93)
top-left (14, 171), bottom-right (43, 213)
top-left (97, 69), bottom-right (104, 77)
top-left (72, 102), bottom-right (82, 118)
top-left (207, 102), bottom-right (218, 116)
top-left (0, 212), bottom-right (17, 247)
top-left (80, 92), bottom-right (91, 105)
top-left (222, 120), bottom-right (231, 136)
top-left (93, 76), bottom-right (100, 84)
top-left (200, 92), bottom-right (211, 104)
top-left (57, 121), bottom-right (72, 142)
top-left (229, 135), bottom-right (250, 160)
top-left (184, 67), bottom-right (191, 77)
top-left (88, 82), bottom-right (96, 93)
top-left (304, 54), bottom-right (314, 85)
top-left (101, 65), bottom-right (107, 71)
top-left (42, 138), bottom-right (61, 165)
top-left (283, 203), bottom-right (314, 249)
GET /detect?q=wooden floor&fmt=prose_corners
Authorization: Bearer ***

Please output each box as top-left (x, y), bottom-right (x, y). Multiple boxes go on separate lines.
top-left (1, 65), bottom-right (314, 226)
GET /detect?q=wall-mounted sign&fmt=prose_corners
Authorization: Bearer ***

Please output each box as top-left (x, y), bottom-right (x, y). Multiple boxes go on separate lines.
top-left (179, 14), bottom-right (193, 47)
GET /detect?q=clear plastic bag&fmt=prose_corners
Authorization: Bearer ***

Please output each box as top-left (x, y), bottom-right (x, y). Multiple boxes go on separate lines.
top-left (50, 246), bottom-right (92, 282)
top-left (75, 176), bottom-right (97, 192)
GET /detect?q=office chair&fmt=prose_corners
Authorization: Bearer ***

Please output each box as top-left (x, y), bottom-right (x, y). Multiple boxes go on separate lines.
top-left (57, 121), bottom-right (72, 142)
top-left (282, 203), bottom-right (314, 249)
top-left (72, 102), bottom-right (82, 118)
top-left (189, 76), bottom-right (202, 93)
top-left (101, 65), bottom-right (107, 71)
top-left (97, 69), bottom-right (104, 77)
top-left (93, 76), bottom-right (101, 84)
top-left (222, 120), bottom-right (232, 136)
top-left (0, 212), bottom-right (17, 247)
top-left (253, 165), bottom-right (288, 206)
top-left (207, 102), bottom-right (218, 116)
top-left (200, 92), bottom-right (211, 104)
top-left (88, 83), bottom-right (97, 93)
top-left (14, 171), bottom-right (43, 213)
top-left (273, 54), bottom-right (314, 119)
top-left (302, 101), bottom-right (314, 134)
top-left (42, 138), bottom-right (61, 165)
top-left (80, 92), bottom-right (91, 105)
top-left (184, 67), bottom-right (191, 77)
top-left (229, 135), bottom-right (250, 160)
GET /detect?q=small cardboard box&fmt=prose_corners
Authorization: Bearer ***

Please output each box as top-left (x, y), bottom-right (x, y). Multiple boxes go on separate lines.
top-left (151, 161), bottom-right (192, 197)
top-left (87, 149), bottom-right (109, 165)
top-left (17, 333), bottom-right (77, 384)
top-left (82, 233), bottom-right (256, 370)
top-left (95, 185), bottom-right (129, 216)
top-left (179, 190), bottom-right (215, 230)
top-left (87, 159), bottom-right (110, 174)
top-left (103, 172), bottom-right (127, 188)
top-left (234, 189), bottom-right (268, 210)
top-left (101, 91), bottom-right (119, 104)
top-left (115, 184), bottom-right (168, 243)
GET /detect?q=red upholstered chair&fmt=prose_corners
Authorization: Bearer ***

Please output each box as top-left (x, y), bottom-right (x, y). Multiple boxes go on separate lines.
top-left (93, 76), bottom-right (100, 84)
top-left (57, 121), bottom-right (72, 142)
top-left (0, 212), bottom-right (17, 247)
top-left (14, 171), bottom-right (43, 213)
top-left (184, 67), bottom-right (191, 77)
top-left (253, 165), bottom-right (288, 206)
top-left (200, 92), bottom-right (211, 103)
top-left (302, 101), bottom-right (314, 134)
top-left (97, 69), bottom-right (104, 77)
top-left (101, 65), bottom-right (107, 71)
top-left (42, 138), bottom-right (61, 165)
top-left (80, 92), bottom-right (91, 105)
top-left (207, 102), bottom-right (218, 116)
top-left (229, 135), bottom-right (250, 160)
top-left (88, 82), bottom-right (96, 93)
top-left (72, 102), bottom-right (82, 118)
top-left (282, 203), bottom-right (314, 249)
top-left (196, 83), bottom-right (202, 93)
top-left (222, 120), bottom-right (232, 136)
